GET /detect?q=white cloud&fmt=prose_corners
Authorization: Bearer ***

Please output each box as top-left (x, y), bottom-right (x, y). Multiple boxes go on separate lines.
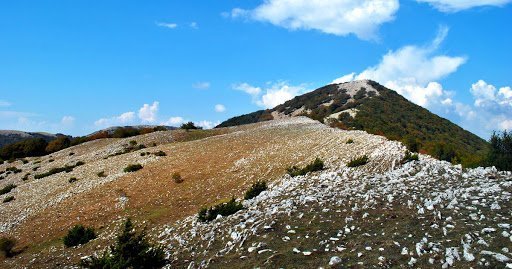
top-left (417, 0), bottom-right (511, 12)
top-left (95, 111), bottom-right (136, 127)
top-left (163, 116), bottom-right (185, 126)
top-left (138, 101), bottom-right (159, 123)
top-left (215, 104), bottom-right (226, 113)
top-left (257, 82), bottom-right (307, 109)
top-left (190, 22), bottom-right (198, 29)
top-left (470, 80), bottom-right (512, 108)
top-left (233, 81), bottom-right (308, 109)
top-left (0, 100), bottom-right (11, 107)
top-left (193, 82), bottom-right (211, 90)
top-left (500, 119), bottom-right (512, 130)
top-left (333, 26), bottom-right (465, 107)
top-left (231, 0), bottom-right (399, 40)
top-left (195, 120), bottom-right (220, 129)
top-left (156, 22), bottom-right (178, 29)
top-left (61, 116), bottom-right (75, 126)
top-left (233, 83), bottom-right (262, 96)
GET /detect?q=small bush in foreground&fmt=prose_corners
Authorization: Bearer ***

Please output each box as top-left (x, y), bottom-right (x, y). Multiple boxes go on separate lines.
top-left (0, 184), bottom-right (16, 195)
top-left (0, 237), bottom-right (16, 258)
top-left (80, 219), bottom-right (166, 269)
top-left (3, 196), bottom-right (14, 203)
top-left (401, 151), bottom-right (419, 164)
top-left (346, 139), bottom-right (354, 144)
top-left (63, 225), bottom-right (96, 247)
top-left (347, 155), bottom-right (369, 167)
top-left (286, 158), bottom-right (325, 177)
top-left (68, 177), bottom-right (78, 183)
top-left (97, 171), bottom-right (106, 177)
top-left (198, 198), bottom-right (243, 222)
top-left (123, 164), bottom-right (143, 173)
top-left (244, 181), bottom-right (267, 200)
top-left (172, 172), bottom-right (183, 183)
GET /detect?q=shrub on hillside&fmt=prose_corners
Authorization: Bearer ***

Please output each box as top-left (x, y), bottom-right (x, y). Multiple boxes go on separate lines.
top-left (286, 158), bottom-right (325, 177)
top-left (97, 171), bottom-right (106, 177)
top-left (487, 131), bottom-right (512, 171)
top-left (244, 181), bottom-right (267, 200)
top-left (63, 225), bottom-right (96, 247)
top-left (172, 172), bottom-right (183, 183)
top-left (80, 219), bottom-right (166, 269)
top-left (0, 237), bottom-right (16, 258)
top-left (68, 177), bottom-right (78, 183)
top-left (198, 198), bottom-right (243, 222)
top-left (347, 155), bottom-right (369, 167)
top-left (432, 143), bottom-right (457, 163)
top-left (346, 139), bottom-right (354, 144)
top-left (401, 151), bottom-right (419, 164)
top-left (2, 196), bottom-right (14, 203)
top-left (45, 137), bottom-right (71, 153)
top-left (0, 184), bottom-right (16, 195)
top-left (124, 164), bottom-right (143, 173)
top-left (180, 122), bottom-right (202, 131)
top-left (34, 161), bottom-right (84, 179)
top-left (153, 151), bottom-right (166, 157)
top-left (6, 167), bottom-right (22, 174)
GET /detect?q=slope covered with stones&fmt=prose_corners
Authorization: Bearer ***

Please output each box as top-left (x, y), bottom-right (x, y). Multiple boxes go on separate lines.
top-left (156, 139), bottom-right (511, 268)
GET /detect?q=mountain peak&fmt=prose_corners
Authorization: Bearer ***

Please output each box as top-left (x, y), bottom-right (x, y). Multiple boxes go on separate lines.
top-left (218, 80), bottom-right (487, 167)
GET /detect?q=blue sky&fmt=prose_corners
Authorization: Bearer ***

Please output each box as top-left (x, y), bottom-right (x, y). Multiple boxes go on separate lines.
top-left (0, 0), bottom-right (511, 138)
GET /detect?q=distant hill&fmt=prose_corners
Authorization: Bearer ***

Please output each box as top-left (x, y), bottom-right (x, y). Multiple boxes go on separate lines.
top-left (0, 130), bottom-right (64, 148)
top-left (87, 125), bottom-right (176, 137)
top-left (218, 80), bottom-right (489, 166)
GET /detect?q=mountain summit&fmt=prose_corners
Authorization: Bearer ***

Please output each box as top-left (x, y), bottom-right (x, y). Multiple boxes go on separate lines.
top-left (218, 80), bottom-right (488, 166)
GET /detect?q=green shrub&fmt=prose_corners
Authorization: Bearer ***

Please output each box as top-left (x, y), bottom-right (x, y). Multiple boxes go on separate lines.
top-left (2, 196), bottom-right (14, 203)
top-left (129, 140), bottom-right (137, 146)
top-left (69, 177), bottom-right (78, 183)
top-left (286, 158), bottom-right (325, 177)
top-left (64, 224), bottom-right (96, 247)
top-left (34, 161), bottom-right (85, 179)
top-left (22, 173), bottom-right (30, 181)
top-left (401, 151), bottom-right (419, 164)
top-left (21, 159), bottom-right (29, 164)
top-left (153, 151), bottom-right (166, 157)
top-left (97, 171), bottom-right (106, 177)
top-left (0, 184), bottom-right (16, 195)
top-left (486, 131), bottom-right (512, 171)
top-left (172, 172), bottom-right (183, 183)
top-left (45, 137), bottom-right (71, 154)
top-left (180, 122), bottom-right (202, 130)
top-left (198, 198), bottom-right (243, 222)
top-left (0, 237), bottom-right (16, 258)
top-left (80, 219), bottom-right (166, 269)
top-left (347, 155), bottom-right (369, 167)
top-left (244, 181), bottom-right (267, 200)
top-left (6, 167), bottom-right (22, 174)
top-left (346, 139), bottom-right (354, 144)
top-left (124, 164), bottom-right (143, 173)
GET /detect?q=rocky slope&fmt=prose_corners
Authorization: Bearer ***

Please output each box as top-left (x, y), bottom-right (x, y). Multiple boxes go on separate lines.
top-left (0, 117), bottom-right (510, 268)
